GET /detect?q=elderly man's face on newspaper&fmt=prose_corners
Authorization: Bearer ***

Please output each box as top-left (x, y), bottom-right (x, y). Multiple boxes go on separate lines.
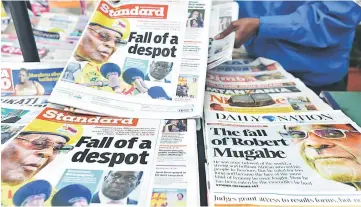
top-left (150, 61), bottom-right (171, 80)
top-left (77, 25), bottom-right (121, 64)
top-left (102, 171), bottom-right (141, 200)
top-left (284, 124), bottom-right (361, 183)
top-left (1, 133), bottom-right (67, 186)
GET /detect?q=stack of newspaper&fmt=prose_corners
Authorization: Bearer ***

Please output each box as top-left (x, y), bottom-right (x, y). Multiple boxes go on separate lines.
top-left (203, 48), bottom-right (361, 206)
top-left (2, 0), bottom-right (361, 206)
top-left (1, 0), bottom-right (210, 206)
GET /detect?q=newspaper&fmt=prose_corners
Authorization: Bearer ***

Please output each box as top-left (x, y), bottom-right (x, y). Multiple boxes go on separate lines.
top-left (1, 104), bottom-right (43, 145)
top-left (49, 0), bottom-right (211, 119)
top-left (1, 96), bottom-right (49, 108)
top-left (205, 110), bottom-right (352, 125)
top-left (204, 79), bottom-right (333, 114)
top-left (1, 62), bottom-right (65, 96)
top-left (1, 107), bottom-right (199, 207)
top-left (207, 2), bottom-right (238, 69)
top-left (204, 119), bottom-right (361, 206)
top-left (206, 58), bottom-right (295, 88)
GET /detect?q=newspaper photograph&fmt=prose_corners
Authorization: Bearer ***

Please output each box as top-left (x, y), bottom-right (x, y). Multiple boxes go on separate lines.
top-left (204, 79), bottom-right (333, 114)
top-left (1, 62), bottom-right (65, 96)
top-left (207, 2), bottom-right (238, 69)
top-left (1, 106), bottom-right (199, 206)
top-left (1, 96), bottom-right (49, 108)
top-left (1, 104), bottom-right (43, 145)
top-left (204, 121), bottom-right (361, 206)
top-left (49, 0), bottom-right (211, 119)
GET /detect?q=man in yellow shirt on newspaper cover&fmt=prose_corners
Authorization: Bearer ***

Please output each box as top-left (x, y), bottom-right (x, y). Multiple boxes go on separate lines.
top-left (1, 120), bottom-right (82, 206)
top-left (62, 11), bottom-right (133, 94)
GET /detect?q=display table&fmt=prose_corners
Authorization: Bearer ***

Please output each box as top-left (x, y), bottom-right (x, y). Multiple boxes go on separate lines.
top-left (321, 91), bottom-right (361, 127)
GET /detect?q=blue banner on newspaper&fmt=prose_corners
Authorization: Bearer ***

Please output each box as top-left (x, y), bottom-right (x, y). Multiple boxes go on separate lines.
top-left (1, 65), bottom-right (64, 96)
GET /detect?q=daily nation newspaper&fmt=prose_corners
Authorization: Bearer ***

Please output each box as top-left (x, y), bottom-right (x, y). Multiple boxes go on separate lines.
top-left (1, 104), bottom-right (43, 145)
top-left (204, 79), bottom-right (333, 114)
top-left (204, 116), bottom-right (361, 206)
top-left (207, 2), bottom-right (238, 69)
top-left (49, 0), bottom-right (211, 119)
top-left (1, 62), bottom-right (65, 96)
top-left (1, 107), bottom-right (199, 207)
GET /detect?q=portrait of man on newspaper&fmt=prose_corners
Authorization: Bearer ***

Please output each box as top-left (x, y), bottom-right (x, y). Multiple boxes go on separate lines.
top-left (62, 11), bottom-right (131, 94)
top-left (280, 124), bottom-right (361, 191)
top-left (91, 171), bottom-right (143, 205)
top-left (1, 121), bottom-right (81, 188)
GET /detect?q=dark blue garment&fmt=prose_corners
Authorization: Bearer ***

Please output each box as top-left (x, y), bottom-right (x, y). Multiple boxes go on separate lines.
top-left (236, 1), bottom-right (361, 86)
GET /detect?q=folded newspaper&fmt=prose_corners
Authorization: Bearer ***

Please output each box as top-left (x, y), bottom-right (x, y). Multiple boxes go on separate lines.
top-left (1, 62), bottom-right (65, 96)
top-left (1, 106), bottom-right (199, 207)
top-left (204, 111), bottom-right (361, 206)
top-left (204, 78), bottom-right (333, 114)
top-left (49, 0), bottom-right (211, 119)
top-left (207, 2), bottom-right (238, 69)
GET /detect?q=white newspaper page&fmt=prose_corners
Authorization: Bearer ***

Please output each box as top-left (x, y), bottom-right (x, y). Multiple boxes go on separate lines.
top-left (1, 106), bottom-right (164, 206)
top-left (146, 119), bottom-right (199, 207)
top-left (204, 79), bottom-right (332, 114)
top-left (204, 121), bottom-right (361, 206)
top-left (49, 0), bottom-right (211, 119)
top-left (207, 2), bottom-right (238, 69)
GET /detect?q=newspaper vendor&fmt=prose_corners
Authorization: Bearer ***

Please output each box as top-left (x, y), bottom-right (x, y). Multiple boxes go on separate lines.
top-left (62, 11), bottom-right (133, 94)
top-left (216, 1), bottom-right (361, 95)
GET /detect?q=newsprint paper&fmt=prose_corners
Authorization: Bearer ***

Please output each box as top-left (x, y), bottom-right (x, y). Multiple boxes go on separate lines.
top-left (49, 0), bottom-right (211, 119)
top-left (204, 115), bottom-right (361, 206)
top-left (1, 107), bottom-right (199, 207)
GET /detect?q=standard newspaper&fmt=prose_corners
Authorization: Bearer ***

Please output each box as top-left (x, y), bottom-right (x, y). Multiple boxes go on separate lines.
top-left (204, 79), bottom-right (333, 114)
top-left (1, 62), bottom-right (65, 96)
top-left (207, 2), bottom-right (238, 69)
top-left (1, 107), bottom-right (199, 206)
top-left (204, 116), bottom-right (361, 206)
top-left (49, 0), bottom-right (211, 119)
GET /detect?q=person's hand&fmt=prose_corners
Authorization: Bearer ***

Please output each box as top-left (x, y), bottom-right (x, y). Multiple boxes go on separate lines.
top-left (215, 18), bottom-right (260, 48)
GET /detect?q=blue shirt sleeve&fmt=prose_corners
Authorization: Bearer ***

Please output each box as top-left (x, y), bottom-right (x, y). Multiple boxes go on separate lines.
top-left (258, 1), bottom-right (361, 48)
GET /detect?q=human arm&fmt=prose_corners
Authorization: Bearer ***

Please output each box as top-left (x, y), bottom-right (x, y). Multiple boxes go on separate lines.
top-left (34, 81), bottom-right (45, 95)
top-left (216, 1), bottom-right (361, 48)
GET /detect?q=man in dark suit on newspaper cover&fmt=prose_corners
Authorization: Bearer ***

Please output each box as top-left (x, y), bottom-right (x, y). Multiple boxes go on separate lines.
top-left (145, 61), bottom-right (173, 83)
top-left (91, 171), bottom-right (143, 204)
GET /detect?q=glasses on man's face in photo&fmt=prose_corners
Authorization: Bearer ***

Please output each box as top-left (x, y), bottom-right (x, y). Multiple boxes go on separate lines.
top-left (88, 27), bottom-right (127, 47)
top-left (279, 128), bottom-right (360, 140)
top-left (15, 135), bottom-right (74, 154)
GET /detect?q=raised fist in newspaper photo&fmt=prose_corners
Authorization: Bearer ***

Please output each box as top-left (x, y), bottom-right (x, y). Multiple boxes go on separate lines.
top-left (281, 124), bottom-right (361, 190)
top-left (122, 68), bottom-right (149, 94)
top-left (215, 18), bottom-right (260, 48)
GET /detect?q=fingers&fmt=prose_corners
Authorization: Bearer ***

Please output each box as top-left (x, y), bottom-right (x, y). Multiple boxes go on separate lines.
top-left (215, 22), bottom-right (235, 40)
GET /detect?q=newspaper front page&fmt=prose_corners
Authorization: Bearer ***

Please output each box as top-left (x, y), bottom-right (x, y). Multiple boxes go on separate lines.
top-left (1, 107), bottom-right (199, 206)
top-left (1, 62), bottom-right (65, 96)
top-left (204, 79), bottom-right (333, 114)
top-left (49, 0), bottom-right (211, 119)
top-left (204, 119), bottom-right (361, 206)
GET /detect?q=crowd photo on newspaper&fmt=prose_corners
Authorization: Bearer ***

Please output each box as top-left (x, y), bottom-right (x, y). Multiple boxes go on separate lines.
top-left (1, 0), bottom-right (361, 207)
